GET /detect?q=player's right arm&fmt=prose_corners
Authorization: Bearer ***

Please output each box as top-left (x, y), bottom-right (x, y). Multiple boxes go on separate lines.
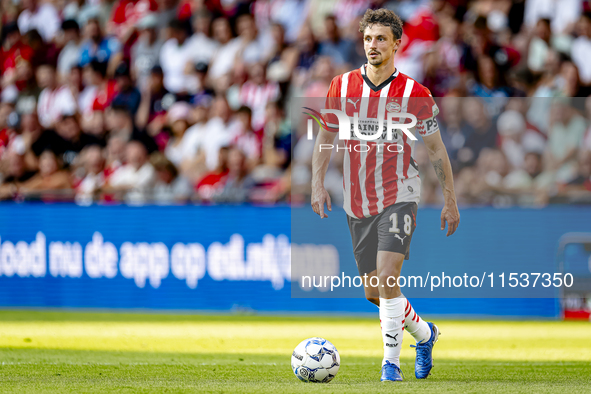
top-left (311, 128), bottom-right (337, 218)
top-left (311, 76), bottom-right (342, 219)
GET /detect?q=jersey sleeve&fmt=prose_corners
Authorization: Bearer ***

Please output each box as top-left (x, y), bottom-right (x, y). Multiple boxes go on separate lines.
top-left (412, 84), bottom-right (440, 138)
top-left (411, 84), bottom-right (439, 120)
top-left (323, 76), bottom-right (341, 133)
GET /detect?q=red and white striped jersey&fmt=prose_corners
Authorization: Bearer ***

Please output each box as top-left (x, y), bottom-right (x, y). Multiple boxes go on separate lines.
top-left (325, 65), bottom-right (440, 219)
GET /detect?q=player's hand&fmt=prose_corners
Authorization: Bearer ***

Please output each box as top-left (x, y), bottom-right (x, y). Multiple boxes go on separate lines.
top-left (441, 201), bottom-right (460, 236)
top-left (311, 186), bottom-right (332, 219)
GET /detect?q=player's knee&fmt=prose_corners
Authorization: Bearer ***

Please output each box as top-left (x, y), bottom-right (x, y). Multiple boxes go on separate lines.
top-left (366, 296), bottom-right (380, 306)
top-left (377, 271), bottom-right (393, 287)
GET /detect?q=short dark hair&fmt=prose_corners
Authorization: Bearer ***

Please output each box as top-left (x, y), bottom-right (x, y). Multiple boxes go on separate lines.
top-left (169, 18), bottom-right (190, 34)
top-left (88, 60), bottom-right (108, 78)
top-left (61, 19), bottom-right (80, 32)
top-left (237, 105), bottom-right (252, 117)
top-left (110, 103), bottom-right (133, 117)
top-left (358, 8), bottom-right (403, 40)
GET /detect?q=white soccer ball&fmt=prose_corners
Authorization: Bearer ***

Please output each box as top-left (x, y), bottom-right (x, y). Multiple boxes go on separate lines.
top-left (291, 337), bottom-right (340, 383)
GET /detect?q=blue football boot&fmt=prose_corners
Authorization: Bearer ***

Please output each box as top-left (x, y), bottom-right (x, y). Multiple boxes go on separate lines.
top-left (380, 360), bottom-right (404, 382)
top-left (411, 322), bottom-right (440, 379)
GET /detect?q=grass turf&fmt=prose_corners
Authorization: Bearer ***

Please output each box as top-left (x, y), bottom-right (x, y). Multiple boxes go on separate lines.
top-left (0, 311), bottom-right (590, 393)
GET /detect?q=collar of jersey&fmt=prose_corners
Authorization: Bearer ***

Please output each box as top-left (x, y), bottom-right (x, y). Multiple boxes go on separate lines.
top-left (360, 64), bottom-right (399, 92)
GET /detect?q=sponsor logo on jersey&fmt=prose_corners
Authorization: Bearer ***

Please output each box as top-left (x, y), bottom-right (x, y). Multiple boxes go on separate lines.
top-left (418, 116), bottom-right (439, 136)
top-left (347, 98), bottom-right (359, 109)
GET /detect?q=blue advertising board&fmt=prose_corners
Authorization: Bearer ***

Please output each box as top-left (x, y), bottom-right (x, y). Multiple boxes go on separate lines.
top-left (0, 203), bottom-right (588, 318)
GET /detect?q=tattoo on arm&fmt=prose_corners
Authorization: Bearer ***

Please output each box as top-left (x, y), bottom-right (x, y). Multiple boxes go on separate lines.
top-left (432, 158), bottom-right (446, 189)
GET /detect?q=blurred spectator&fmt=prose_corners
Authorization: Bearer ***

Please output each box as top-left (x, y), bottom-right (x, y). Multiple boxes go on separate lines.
top-left (159, 19), bottom-right (195, 94)
top-left (196, 96), bottom-right (240, 171)
top-left (36, 62), bottom-right (77, 128)
top-left (151, 153), bottom-right (192, 203)
top-left (196, 146), bottom-right (229, 200)
top-left (503, 151), bottom-right (545, 191)
top-left (0, 150), bottom-right (36, 199)
top-left (111, 62), bottom-right (142, 115)
top-left (0, 102), bottom-right (14, 154)
top-left (211, 147), bottom-right (255, 203)
top-left (584, 97), bottom-right (591, 151)
top-left (497, 110), bottom-right (545, 169)
top-left (57, 20), bottom-right (83, 83)
top-left (423, 14), bottom-right (463, 97)
top-left (155, 0), bottom-right (178, 31)
top-left (262, 100), bottom-right (291, 170)
top-left (131, 14), bottom-right (163, 92)
top-left (565, 150), bottom-right (591, 192)
top-left (294, 25), bottom-right (318, 72)
top-left (572, 12), bottom-right (591, 88)
top-left (524, 0), bottom-right (582, 34)
top-left (232, 105), bottom-right (262, 164)
top-left (75, 145), bottom-right (105, 204)
top-left (17, 0), bottom-right (61, 42)
top-left (136, 66), bottom-right (174, 136)
top-left (318, 15), bottom-right (356, 67)
top-left (80, 60), bottom-right (106, 115)
top-left (438, 93), bottom-right (470, 169)
top-left (107, 0), bottom-right (158, 40)
top-left (35, 114), bottom-right (101, 167)
top-left (468, 55), bottom-right (513, 106)
top-left (163, 101), bottom-right (192, 166)
top-left (19, 149), bottom-right (72, 199)
top-left (541, 99), bottom-right (587, 184)
top-left (107, 139), bottom-right (155, 203)
top-left (1, 22), bottom-right (34, 94)
top-left (208, 17), bottom-right (241, 81)
top-left (190, 62), bottom-right (214, 108)
top-left (458, 99), bottom-right (497, 167)
top-left (528, 18), bottom-right (553, 73)
top-left (19, 111), bottom-right (44, 162)
top-left (235, 13), bottom-right (273, 66)
top-left (265, 22), bottom-right (299, 84)
top-left (12, 60), bottom-right (38, 115)
top-left (238, 62), bottom-right (279, 130)
top-left (23, 29), bottom-right (60, 70)
top-left (104, 135), bottom-right (126, 179)
top-left (106, 104), bottom-right (157, 152)
top-left (79, 18), bottom-right (121, 67)
top-left (186, 9), bottom-right (217, 66)
top-left (136, 65), bottom-right (170, 122)
top-left (462, 16), bottom-right (521, 86)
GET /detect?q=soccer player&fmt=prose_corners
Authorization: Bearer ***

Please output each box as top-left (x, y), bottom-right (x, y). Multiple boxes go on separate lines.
top-left (311, 9), bottom-right (460, 382)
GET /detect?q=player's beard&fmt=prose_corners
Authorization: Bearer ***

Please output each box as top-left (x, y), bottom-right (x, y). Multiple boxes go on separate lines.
top-left (367, 52), bottom-right (383, 66)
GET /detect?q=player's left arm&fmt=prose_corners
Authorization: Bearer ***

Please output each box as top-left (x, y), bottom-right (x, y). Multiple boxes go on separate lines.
top-left (422, 129), bottom-right (460, 236)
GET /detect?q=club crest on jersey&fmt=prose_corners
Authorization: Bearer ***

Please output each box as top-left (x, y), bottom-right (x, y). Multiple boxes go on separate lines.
top-left (386, 101), bottom-right (401, 113)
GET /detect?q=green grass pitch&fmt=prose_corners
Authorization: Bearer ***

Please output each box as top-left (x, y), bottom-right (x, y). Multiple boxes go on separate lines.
top-left (0, 311), bottom-right (590, 393)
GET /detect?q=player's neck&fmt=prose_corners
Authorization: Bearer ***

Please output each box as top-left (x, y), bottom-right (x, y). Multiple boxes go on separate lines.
top-left (365, 61), bottom-right (397, 87)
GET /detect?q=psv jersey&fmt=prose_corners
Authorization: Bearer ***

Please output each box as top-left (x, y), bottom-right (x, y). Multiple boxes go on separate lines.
top-left (325, 65), bottom-right (440, 219)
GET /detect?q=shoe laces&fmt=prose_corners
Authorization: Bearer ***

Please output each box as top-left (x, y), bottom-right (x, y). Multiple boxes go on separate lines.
top-left (382, 361), bottom-right (404, 377)
top-left (410, 341), bottom-right (431, 366)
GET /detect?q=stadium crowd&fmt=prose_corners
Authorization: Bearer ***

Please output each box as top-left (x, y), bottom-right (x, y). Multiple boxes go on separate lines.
top-left (0, 0), bottom-right (590, 206)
